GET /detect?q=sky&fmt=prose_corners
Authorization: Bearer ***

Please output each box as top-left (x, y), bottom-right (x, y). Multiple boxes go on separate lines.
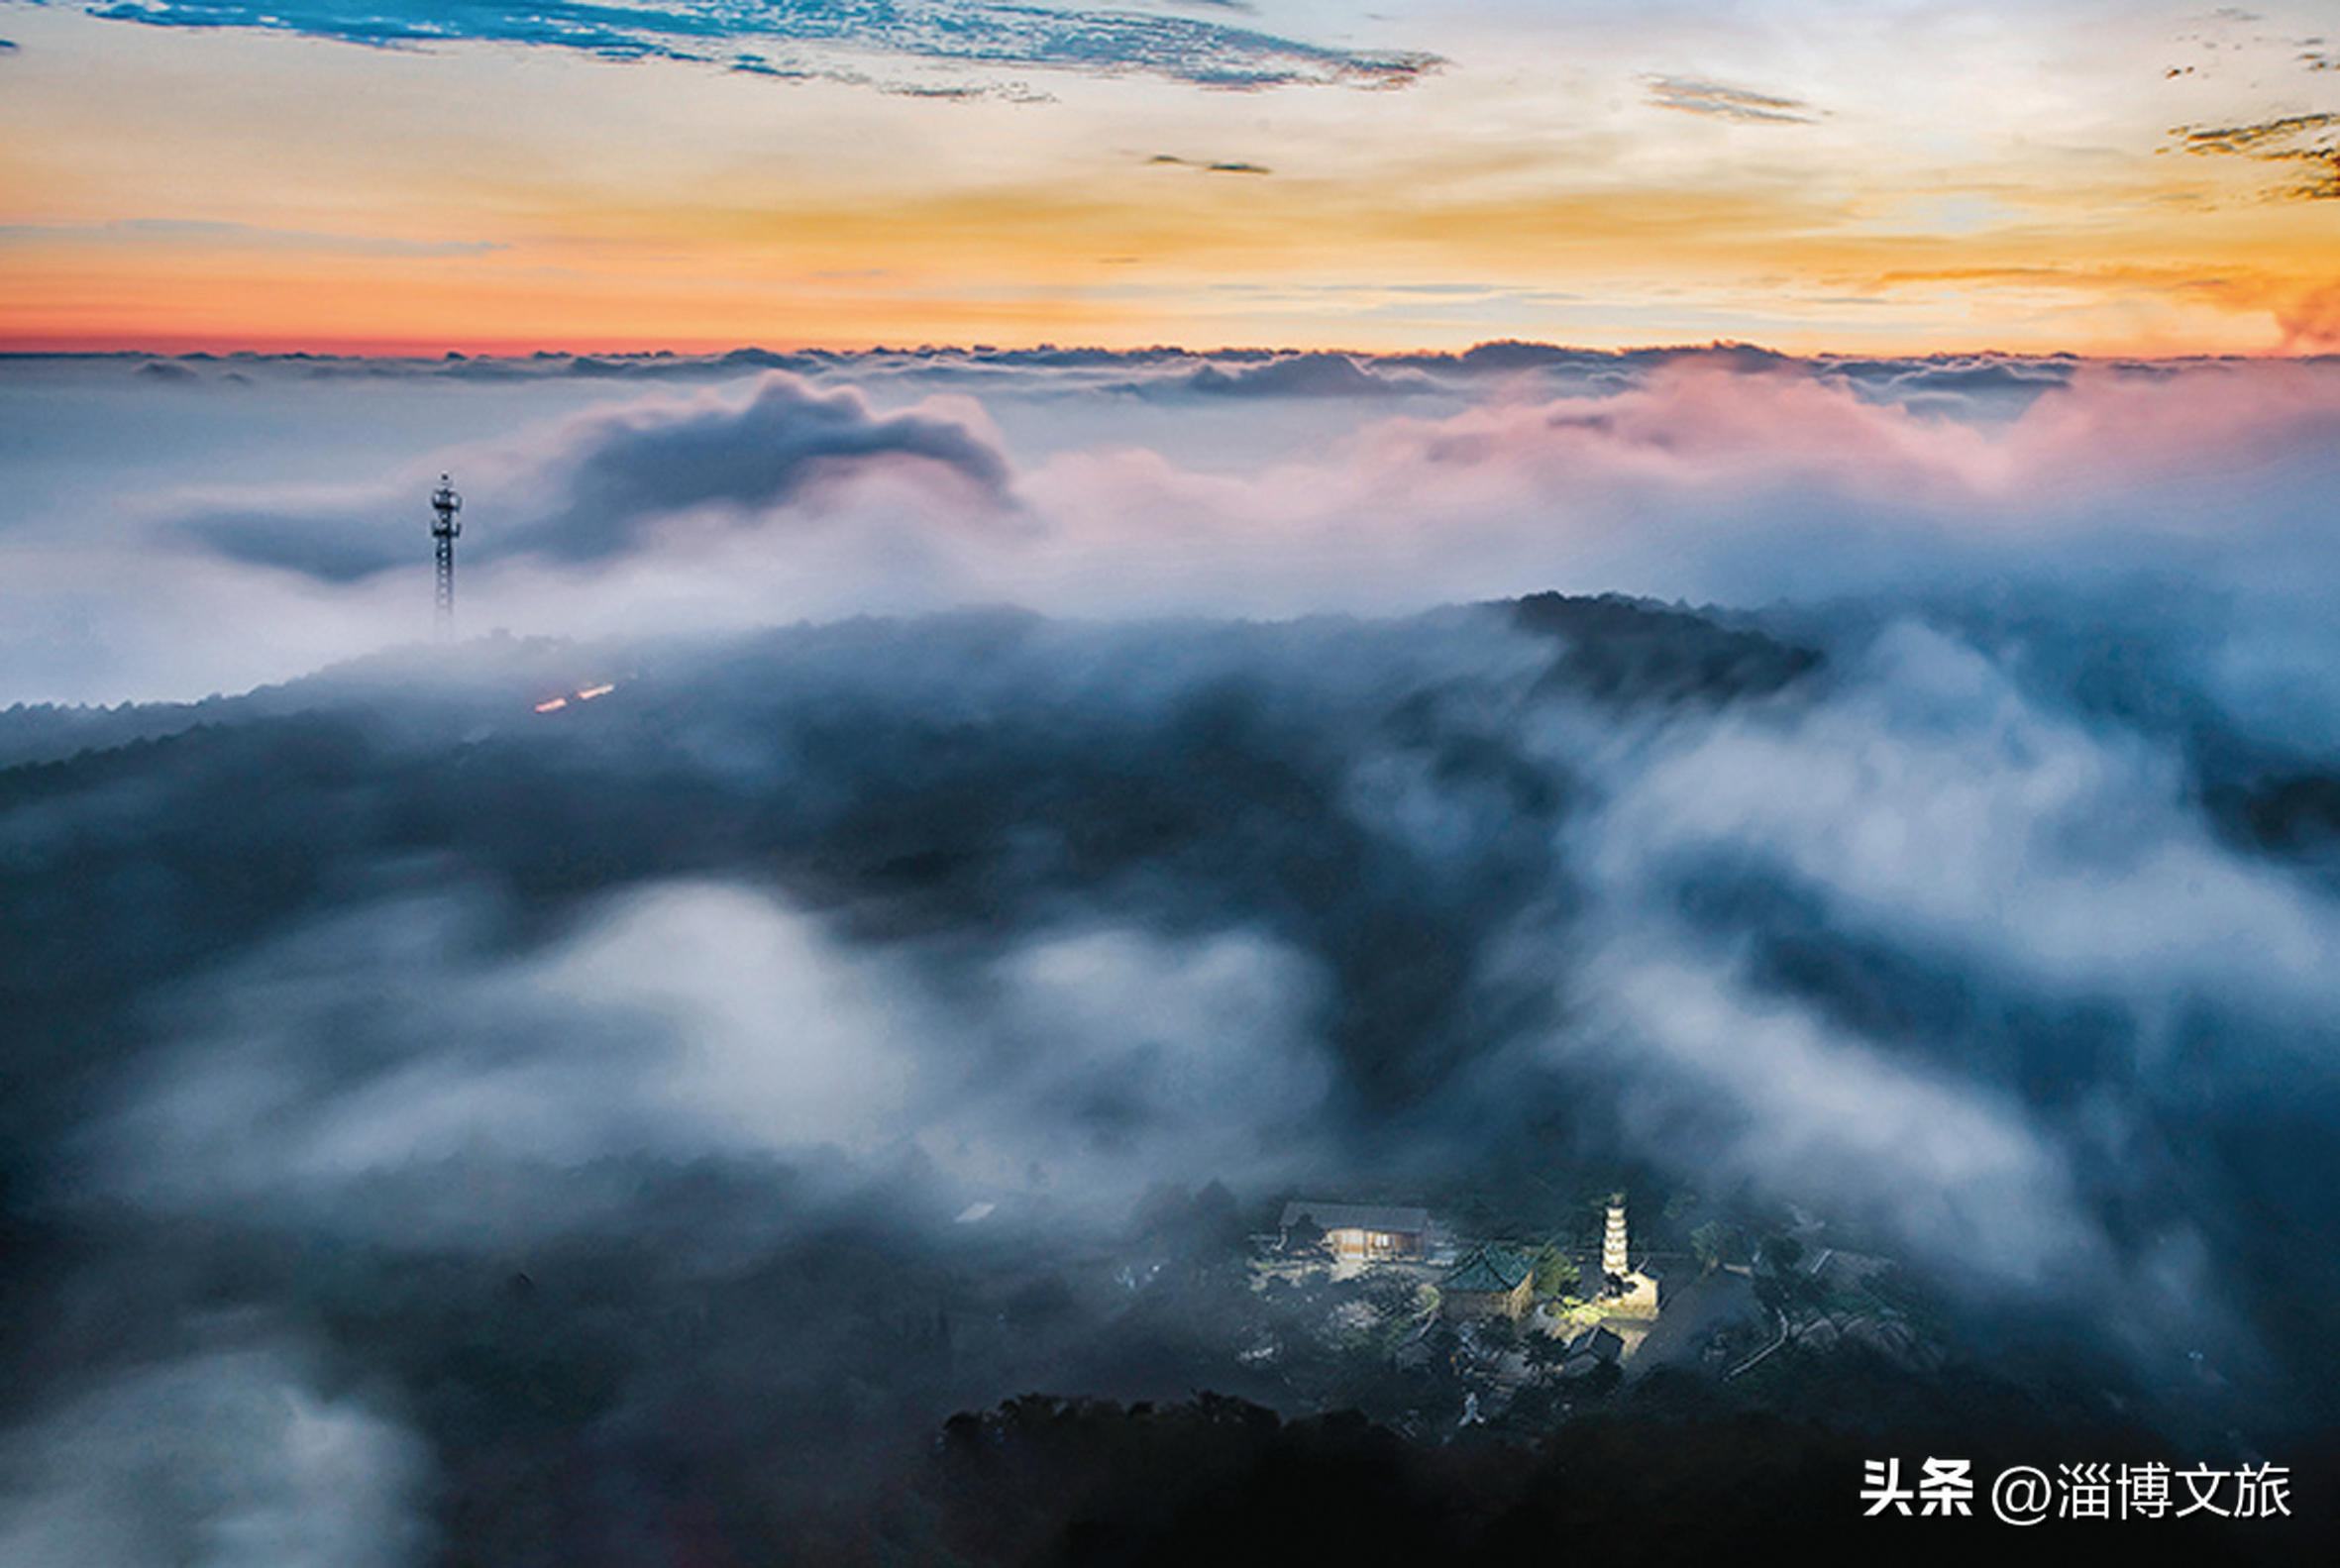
top-left (1, 0), bottom-right (2337, 354)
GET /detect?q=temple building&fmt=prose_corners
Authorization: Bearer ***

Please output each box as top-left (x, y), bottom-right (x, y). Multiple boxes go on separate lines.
top-left (1439, 1244), bottom-right (1536, 1320)
top-left (1277, 1201), bottom-right (1431, 1264)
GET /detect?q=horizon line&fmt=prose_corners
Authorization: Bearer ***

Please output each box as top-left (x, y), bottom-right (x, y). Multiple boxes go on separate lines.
top-left (7, 339), bottom-right (2333, 366)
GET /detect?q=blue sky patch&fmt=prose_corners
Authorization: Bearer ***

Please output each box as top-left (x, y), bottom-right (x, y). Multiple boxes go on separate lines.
top-left (68, 0), bottom-right (1440, 89)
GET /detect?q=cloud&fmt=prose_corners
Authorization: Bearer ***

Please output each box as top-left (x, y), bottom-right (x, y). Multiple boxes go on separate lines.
top-left (2173, 111), bottom-right (2340, 199)
top-left (0, 1347), bottom-right (430, 1568)
top-left (23, 343), bottom-right (2340, 1557)
top-left (985, 356), bottom-right (2340, 650)
top-left (1148, 155), bottom-right (1273, 174)
top-left (97, 866), bottom-right (1333, 1237)
top-left (96, 886), bottom-right (932, 1236)
top-left (2276, 278), bottom-right (2340, 349)
top-left (1577, 947), bottom-right (2104, 1295)
top-left (1175, 353), bottom-right (1435, 398)
top-left (77, 0), bottom-right (1441, 90)
top-left (1642, 74), bottom-right (1817, 125)
top-left (0, 219), bottom-right (500, 258)
top-left (507, 374), bottom-right (1013, 565)
top-left (1356, 610), bottom-right (2329, 1369)
top-left (2177, 110), bottom-right (2340, 157)
top-left (0, 347), bottom-right (2297, 734)
top-left (1819, 355), bottom-right (2075, 420)
top-left (97, 352), bottom-right (2340, 732)
top-left (1590, 620), bottom-right (2340, 1026)
top-left (180, 371), bottom-right (1014, 577)
top-left (950, 923), bottom-right (1333, 1190)
top-left (7, 574), bottom-right (2340, 1556)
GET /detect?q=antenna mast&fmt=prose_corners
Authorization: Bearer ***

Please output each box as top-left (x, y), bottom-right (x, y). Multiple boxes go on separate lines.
top-left (430, 473), bottom-right (462, 634)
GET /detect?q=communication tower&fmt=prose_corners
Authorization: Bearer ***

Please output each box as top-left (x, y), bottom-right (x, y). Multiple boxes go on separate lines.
top-left (430, 473), bottom-right (462, 634)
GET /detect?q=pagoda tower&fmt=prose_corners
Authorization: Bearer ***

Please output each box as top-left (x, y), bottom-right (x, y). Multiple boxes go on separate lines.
top-left (1601, 1193), bottom-right (1659, 1325)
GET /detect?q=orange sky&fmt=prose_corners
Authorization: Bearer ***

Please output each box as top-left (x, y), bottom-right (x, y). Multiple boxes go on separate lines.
top-left (2, 1), bottom-right (2335, 355)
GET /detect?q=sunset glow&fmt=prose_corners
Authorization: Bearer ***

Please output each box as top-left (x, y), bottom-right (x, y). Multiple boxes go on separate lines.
top-left (4, 0), bottom-right (2336, 355)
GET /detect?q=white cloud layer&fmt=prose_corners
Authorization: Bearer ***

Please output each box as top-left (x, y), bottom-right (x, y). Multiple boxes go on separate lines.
top-left (6, 351), bottom-right (2339, 721)
top-left (0, 1346), bottom-right (430, 1568)
top-left (99, 879), bottom-right (1332, 1238)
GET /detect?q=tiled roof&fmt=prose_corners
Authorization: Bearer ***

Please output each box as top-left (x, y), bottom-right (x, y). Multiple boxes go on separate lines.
top-left (1279, 1201), bottom-right (1431, 1235)
top-left (1441, 1244), bottom-right (1533, 1294)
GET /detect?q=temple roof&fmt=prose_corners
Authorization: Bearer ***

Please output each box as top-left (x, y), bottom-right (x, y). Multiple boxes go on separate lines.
top-left (1279, 1201), bottom-right (1431, 1235)
top-left (1441, 1244), bottom-right (1533, 1294)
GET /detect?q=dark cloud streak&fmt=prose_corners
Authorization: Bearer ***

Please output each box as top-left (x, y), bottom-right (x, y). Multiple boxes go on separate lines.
top-left (2174, 110), bottom-right (2340, 199)
top-left (178, 372), bottom-right (1015, 577)
top-left (77, 0), bottom-right (1442, 90)
top-left (1642, 74), bottom-right (1816, 124)
top-left (514, 374), bottom-right (1013, 565)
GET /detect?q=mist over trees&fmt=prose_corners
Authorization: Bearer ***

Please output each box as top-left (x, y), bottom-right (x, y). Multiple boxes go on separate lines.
top-left (1, 590), bottom-right (2337, 1562)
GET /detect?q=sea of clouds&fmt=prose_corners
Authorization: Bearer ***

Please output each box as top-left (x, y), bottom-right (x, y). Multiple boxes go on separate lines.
top-left (2, 346), bottom-right (2337, 1561)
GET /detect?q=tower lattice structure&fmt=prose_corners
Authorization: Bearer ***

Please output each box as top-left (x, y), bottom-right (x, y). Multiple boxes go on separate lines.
top-left (430, 473), bottom-right (462, 633)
